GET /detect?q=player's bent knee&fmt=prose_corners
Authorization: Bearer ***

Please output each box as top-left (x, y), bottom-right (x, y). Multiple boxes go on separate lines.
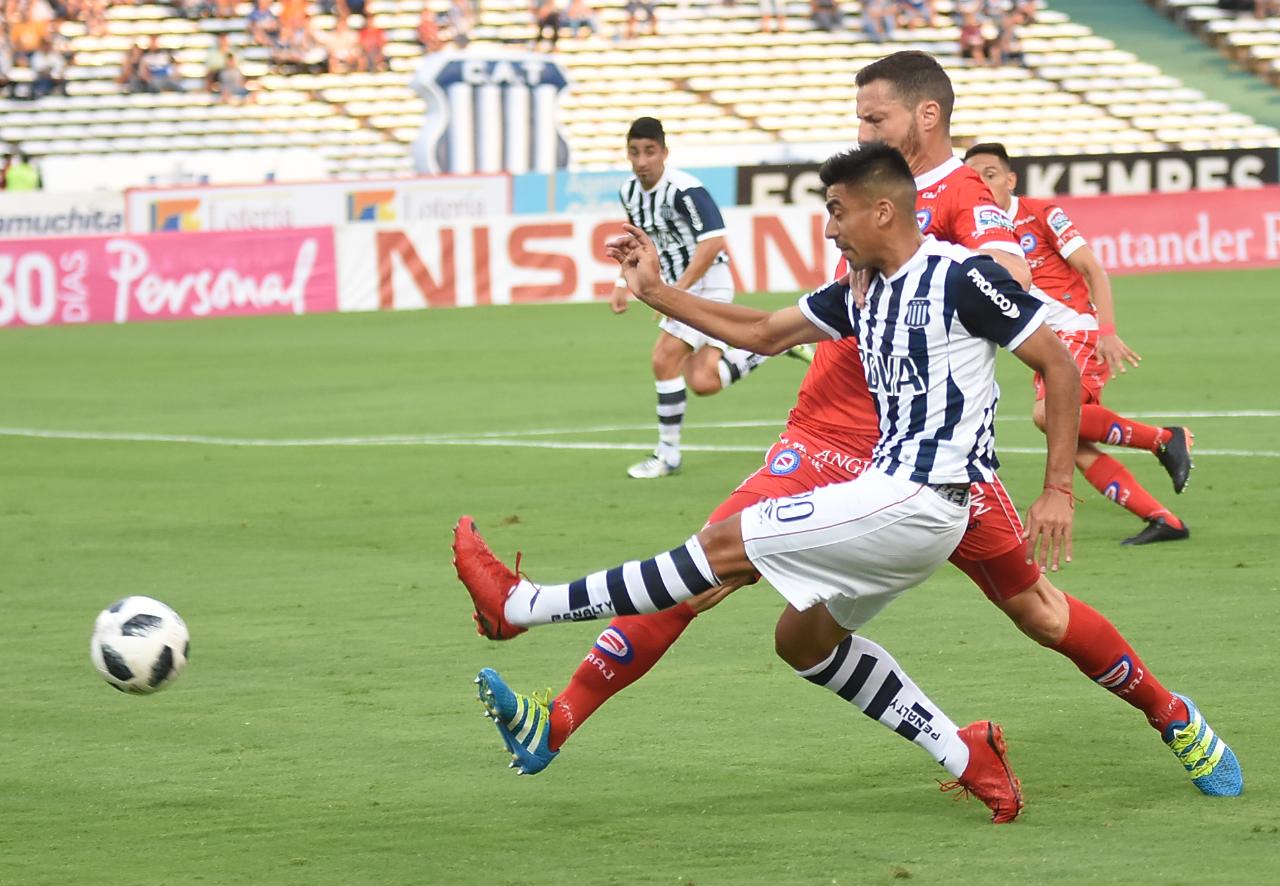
top-left (1031, 401), bottom-right (1048, 432)
top-left (695, 516), bottom-right (754, 580)
top-left (999, 577), bottom-right (1068, 646)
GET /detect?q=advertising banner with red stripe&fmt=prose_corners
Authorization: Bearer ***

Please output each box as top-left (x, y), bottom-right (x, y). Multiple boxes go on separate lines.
top-left (0, 227), bottom-right (337, 328)
top-left (1056, 187), bottom-right (1280, 274)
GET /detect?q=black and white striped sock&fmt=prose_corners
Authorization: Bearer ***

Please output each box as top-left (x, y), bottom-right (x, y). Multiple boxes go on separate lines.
top-left (716, 348), bottom-right (768, 389)
top-left (504, 536), bottom-right (718, 627)
top-left (798, 634), bottom-right (971, 777)
top-left (655, 377), bottom-right (686, 465)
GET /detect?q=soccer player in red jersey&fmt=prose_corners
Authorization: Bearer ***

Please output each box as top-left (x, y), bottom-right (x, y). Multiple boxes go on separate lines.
top-left (964, 142), bottom-right (1193, 546)
top-left (457, 51), bottom-right (1241, 808)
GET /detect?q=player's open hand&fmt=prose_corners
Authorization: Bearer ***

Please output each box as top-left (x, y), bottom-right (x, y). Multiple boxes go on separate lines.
top-left (1097, 333), bottom-right (1141, 375)
top-left (605, 224), bottom-right (663, 298)
top-left (1022, 488), bottom-right (1074, 573)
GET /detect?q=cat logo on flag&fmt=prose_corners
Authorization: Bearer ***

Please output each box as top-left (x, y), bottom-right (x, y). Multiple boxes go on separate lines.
top-left (411, 49), bottom-right (571, 175)
top-left (905, 298), bottom-right (930, 328)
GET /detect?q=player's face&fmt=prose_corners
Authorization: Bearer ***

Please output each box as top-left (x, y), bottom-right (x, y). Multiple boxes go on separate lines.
top-left (965, 154), bottom-right (1016, 209)
top-left (855, 80), bottom-right (921, 161)
top-left (627, 138), bottom-right (667, 189)
top-left (824, 183), bottom-right (883, 270)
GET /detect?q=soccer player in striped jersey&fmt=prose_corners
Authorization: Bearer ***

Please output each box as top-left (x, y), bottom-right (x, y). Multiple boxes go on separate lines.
top-left (964, 142), bottom-right (1192, 546)
top-left (455, 52), bottom-right (1241, 811)
top-left (614, 117), bottom-right (802, 480)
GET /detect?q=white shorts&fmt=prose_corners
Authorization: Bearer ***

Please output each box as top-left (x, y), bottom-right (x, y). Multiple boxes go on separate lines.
top-left (659, 262), bottom-right (734, 351)
top-left (740, 468), bottom-right (969, 631)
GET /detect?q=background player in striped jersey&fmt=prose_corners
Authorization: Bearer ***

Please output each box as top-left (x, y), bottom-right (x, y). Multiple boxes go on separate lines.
top-left (614, 117), bottom-right (806, 480)
top-left (964, 142), bottom-right (1193, 546)
top-left (455, 54), bottom-right (1241, 810)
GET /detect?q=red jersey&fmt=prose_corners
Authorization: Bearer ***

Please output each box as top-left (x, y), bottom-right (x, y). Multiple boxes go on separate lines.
top-left (1007, 195), bottom-right (1095, 332)
top-left (788, 157), bottom-right (1020, 452)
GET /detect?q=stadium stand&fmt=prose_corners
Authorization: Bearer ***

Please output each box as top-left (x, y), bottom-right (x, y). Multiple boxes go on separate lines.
top-left (2, 0), bottom-right (1278, 180)
top-left (1155, 0), bottom-right (1280, 88)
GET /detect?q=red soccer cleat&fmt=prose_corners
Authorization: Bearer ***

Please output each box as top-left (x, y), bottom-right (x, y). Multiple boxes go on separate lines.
top-left (940, 721), bottom-right (1024, 824)
top-left (452, 516), bottom-right (526, 641)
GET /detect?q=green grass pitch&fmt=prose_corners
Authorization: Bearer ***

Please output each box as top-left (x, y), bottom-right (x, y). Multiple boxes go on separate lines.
top-left (1, 269), bottom-right (1277, 885)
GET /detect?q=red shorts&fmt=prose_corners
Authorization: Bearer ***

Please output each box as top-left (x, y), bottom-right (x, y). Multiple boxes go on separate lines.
top-left (1034, 329), bottom-right (1110, 405)
top-left (705, 435), bottom-right (1040, 602)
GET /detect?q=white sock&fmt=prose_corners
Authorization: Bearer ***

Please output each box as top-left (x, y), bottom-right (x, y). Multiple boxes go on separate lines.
top-left (654, 377), bottom-right (685, 464)
top-left (716, 348), bottom-right (768, 389)
top-left (797, 634), bottom-right (970, 778)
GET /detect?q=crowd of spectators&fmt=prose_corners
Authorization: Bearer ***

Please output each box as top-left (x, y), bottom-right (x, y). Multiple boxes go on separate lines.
top-left (2, 0), bottom-right (75, 98)
top-left (955, 0), bottom-right (1034, 66)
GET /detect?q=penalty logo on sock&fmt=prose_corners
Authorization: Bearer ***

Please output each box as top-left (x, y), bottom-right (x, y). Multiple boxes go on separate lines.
top-left (769, 448), bottom-right (802, 476)
top-left (593, 627), bottom-right (634, 663)
top-left (1094, 655), bottom-right (1134, 692)
top-left (1105, 423), bottom-right (1126, 446)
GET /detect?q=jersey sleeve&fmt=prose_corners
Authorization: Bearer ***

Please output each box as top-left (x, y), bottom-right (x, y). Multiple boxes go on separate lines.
top-left (798, 280), bottom-right (855, 340)
top-left (673, 186), bottom-right (726, 241)
top-left (948, 256), bottom-right (1047, 350)
top-left (1041, 203), bottom-right (1086, 259)
top-left (950, 176), bottom-right (1021, 255)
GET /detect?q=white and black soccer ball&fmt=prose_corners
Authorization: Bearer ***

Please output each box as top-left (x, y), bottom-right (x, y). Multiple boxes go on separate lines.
top-left (90, 596), bottom-right (190, 694)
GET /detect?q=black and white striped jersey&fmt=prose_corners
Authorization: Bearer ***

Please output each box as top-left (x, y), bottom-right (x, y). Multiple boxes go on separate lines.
top-left (619, 168), bottom-right (728, 284)
top-left (799, 236), bottom-right (1048, 485)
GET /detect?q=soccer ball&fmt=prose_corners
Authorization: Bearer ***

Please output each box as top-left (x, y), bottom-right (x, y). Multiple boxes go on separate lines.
top-left (90, 596), bottom-right (190, 694)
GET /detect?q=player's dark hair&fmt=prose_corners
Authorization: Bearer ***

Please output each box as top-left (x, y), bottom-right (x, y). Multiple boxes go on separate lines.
top-left (855, 50), bottom-right (955, 121)
top-left (627, 117), bottom-right (665, 146)
top-left (964, 142), bottom-right (1012, 168)
top-left (819, 143), bottom-right (917, 209)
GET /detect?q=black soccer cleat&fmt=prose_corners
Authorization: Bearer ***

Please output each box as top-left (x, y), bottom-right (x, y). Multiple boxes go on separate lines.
top-left (1155, 426), bottom-right (1194, 494)
top-left (1121, 517), bottom-right (1191, 546)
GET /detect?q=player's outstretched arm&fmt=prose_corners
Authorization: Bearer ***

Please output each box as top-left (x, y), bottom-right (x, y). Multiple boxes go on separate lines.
top-left (1065, 244), bottom-right (1141, 374)
top-left (607, 224), bottom-right (823, 355)
top-left (1011, 325), bottom-right (1080, 571)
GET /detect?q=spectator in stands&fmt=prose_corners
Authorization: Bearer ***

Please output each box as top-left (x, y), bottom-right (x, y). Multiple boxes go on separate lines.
top-left (321, 13), bottom-right (360, 72)
top-left (118, 41), bottom-right (145, 92)
top-left (205, 32), bottom-right (231, 90)
top-left (810, 0), bottom-right (843, 31)
top-left (957, 7), bottom-right (989, 64)
top-left (532, 0), bottom-right (560, 50)
top-left (217, 52), bottom-right (252, 102)
top-left (563, 0), bottom-right (601, 37)
top-left (759, 0), bottom-right (785, 33)
top-left (83, 0), bottom-right (107, 36)
top-left (861, 0), bottom-right (894, 41)
top-left (140, 35), bottom-right (183, 91)
top-left (30, 37), bottom-right (66, 96)
top-left (445, 0), bottom-right (474, 47)
top-left (279, 0), bottom-right (308, 33)
top-left (0, 32), bottom-right (13, 98)
top-left (625, 0), bottom-right (658, 37)
top-left (417, 6), bottom-right (443, 50)
top-left (358, 12), bottom-right (387, 70)
top-left (896, 0), bottom-right (938, 28)
top-left (247, 0), bottom-right (281, 48)
top-left (4, 151), bottom-right (41, 190)
top-left (9, 1), bottom-right (49, 64)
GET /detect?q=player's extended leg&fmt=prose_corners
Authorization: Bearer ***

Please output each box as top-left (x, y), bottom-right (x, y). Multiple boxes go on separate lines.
top-left (1077, 404), bottom-right (1194, 494)
top-left (629, 330), bottom-right (693, 479)
top-left (773, 603), bottom-right (1023, 824)
top-left (1076, 443), bottom-right (1189, 546)
top-left (959, 547), bottom-right (1243, 797)
top-left (683, 344), bottom-right (769, 396)
top-left (1032, 401), bottom-right (1190, 546)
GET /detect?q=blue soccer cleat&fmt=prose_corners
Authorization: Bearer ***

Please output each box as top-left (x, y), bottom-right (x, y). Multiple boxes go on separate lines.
top-left (1163, 693), bottom-right (1243, 797)
top-left (475, 667), bottom-right (559, 776)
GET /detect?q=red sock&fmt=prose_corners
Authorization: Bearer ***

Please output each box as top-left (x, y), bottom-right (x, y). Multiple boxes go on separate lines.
top-left (548, 604), bottom-right (696, 750)
top-left (1079, 404), bottom-right (1171, 452)
top-left (1083, 454), bottom-right (1183, 528)
top-left (1052, 594), bottom-right (1185, 731)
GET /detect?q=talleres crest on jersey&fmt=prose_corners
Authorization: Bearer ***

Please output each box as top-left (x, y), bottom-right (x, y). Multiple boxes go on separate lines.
top-left (411, 50), bottom-right (571, 175)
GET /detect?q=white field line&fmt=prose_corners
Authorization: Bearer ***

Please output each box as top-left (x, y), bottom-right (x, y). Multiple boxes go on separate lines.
top-left (0, 426), bottom-right (1277, 457)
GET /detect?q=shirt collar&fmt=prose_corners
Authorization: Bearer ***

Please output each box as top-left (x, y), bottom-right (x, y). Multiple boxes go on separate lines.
top-left (914, 156), bottom-right (962, 191)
